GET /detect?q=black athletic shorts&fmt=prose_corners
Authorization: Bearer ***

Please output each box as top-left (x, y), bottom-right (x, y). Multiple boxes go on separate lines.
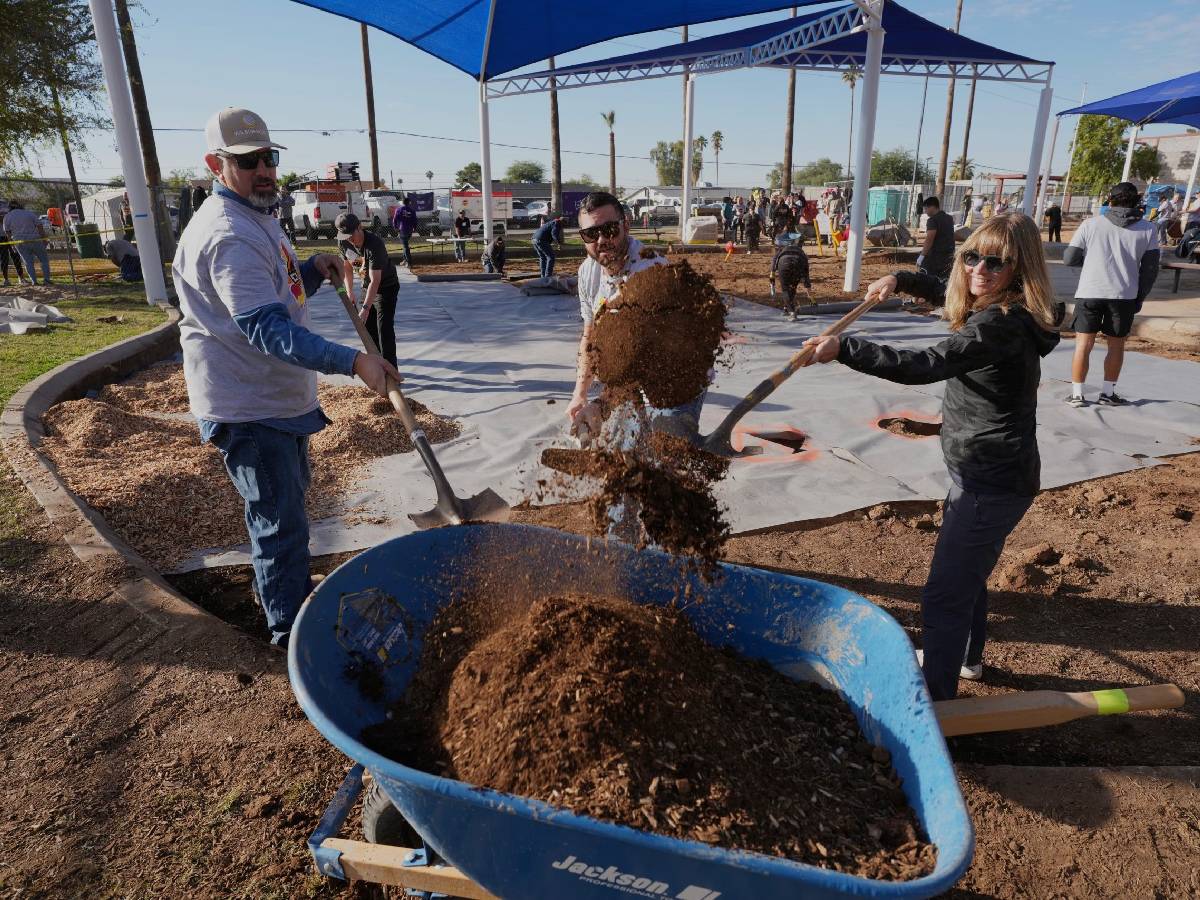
top-left (1070, 298), bottom-right (1136, 338)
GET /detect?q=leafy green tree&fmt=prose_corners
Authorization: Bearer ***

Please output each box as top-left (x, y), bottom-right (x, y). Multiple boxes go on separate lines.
top-left (108, 175), bottom-right (126, 187)
top-left (454, 161), bottom-right (482, 187)
top-left (649, 141), bottom-right (701, 186)
top-left (505, 160), bottom-right (546, 183)
top-left (870, 147), bottom-right (931, 185)
top-left (275, 171), bottom-right (306, 190)
top-left (1130, 144), bottom-right (1161, 182)
top-left (792, 157), bottom-right (844, 186)
top-left (573, 174), bottom-right (601, 189)
top-left (1068, 115), bottom-right (1131, 196)
top-left (166, 168), bottom-right (200, 188)
top-left (950, 155), bottom-right (974, 180)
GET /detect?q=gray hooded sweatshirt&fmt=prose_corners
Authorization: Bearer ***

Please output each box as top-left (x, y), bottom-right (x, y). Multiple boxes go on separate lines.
top-left (1064, 207), bottom-right (1160, 301)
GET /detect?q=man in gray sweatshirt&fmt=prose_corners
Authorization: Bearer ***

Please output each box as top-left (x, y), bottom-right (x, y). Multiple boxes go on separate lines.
top-left (1063, 182), bottom-right (1159, 406)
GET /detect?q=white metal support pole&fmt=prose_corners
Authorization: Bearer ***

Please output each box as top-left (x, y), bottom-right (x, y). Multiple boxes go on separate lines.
top-left (88, 0), bottom-right (168, 306)
top-left (1183, 133), bottom-right (1200, 222)
top-left (1021, 71), bottom-right (1054, 216)
top-left (842, 3), bottom-right (885, 293)
top-left (1060, 84), bottom-right (1086, 214)
top-left (682, 73), bottom-right (696, 240)
top-left (1034, 114), bottom-right (1060, 226)
top-left (1121, 124), bottom-right (1139, 183)
top-left (478, 81), bottom-right (494, 243)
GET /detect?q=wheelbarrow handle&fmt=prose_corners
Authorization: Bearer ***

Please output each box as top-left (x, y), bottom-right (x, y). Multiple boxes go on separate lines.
top-left (935, 683), bottom-right (1184, 737)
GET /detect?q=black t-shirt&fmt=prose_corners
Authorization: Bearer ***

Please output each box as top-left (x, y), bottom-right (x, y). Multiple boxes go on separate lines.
top-left (339, 229), bottom-right (399, 291)
top-left (454, 214), bottom-right (472, 238)
top-left (924, 210), bottom-right (956, 273)
top-left (1045, 206), bottom-right (1062, 226)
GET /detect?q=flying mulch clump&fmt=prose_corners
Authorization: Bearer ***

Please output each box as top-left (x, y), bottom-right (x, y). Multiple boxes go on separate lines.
top-left (367, 591), bottom-right (936, 882)
top-left (40, 367), bottom-right (460, 569)
top-left (588, 260), bottom-right (726, 409)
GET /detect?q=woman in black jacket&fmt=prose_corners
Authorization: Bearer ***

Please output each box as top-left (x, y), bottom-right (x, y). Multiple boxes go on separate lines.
top-left (803, 214), bottom-right (1061, 700)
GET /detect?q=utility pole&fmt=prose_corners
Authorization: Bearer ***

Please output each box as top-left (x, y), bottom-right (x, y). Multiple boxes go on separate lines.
top-left (49, 84), bottom-right (84, 223)
top-left (360, 24), bottom-right (380, 188)
top-left (782, 7), bottom-right (797, 194)
top-left (934, 0), bottom-right (965, 199)
top-left (958, 67), bottom-right (978, 179)
top-left (548, 56), bottom-right (562, 215)
top-left (113, 0), bottom-right (174, 259)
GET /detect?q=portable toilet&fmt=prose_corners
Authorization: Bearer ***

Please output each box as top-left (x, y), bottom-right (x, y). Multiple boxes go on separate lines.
top-left (868, 188), bottom-right (908, 225)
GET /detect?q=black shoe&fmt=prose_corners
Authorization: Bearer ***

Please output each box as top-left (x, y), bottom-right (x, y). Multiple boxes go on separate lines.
top-left (1064, 394), bottom-right (1087, 408)
top-left (1097, 392), bottom-right (1129, 406)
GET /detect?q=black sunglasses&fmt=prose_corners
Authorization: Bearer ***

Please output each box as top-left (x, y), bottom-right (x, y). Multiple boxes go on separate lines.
top-left (961, 249), bottom-right (1012, 273)
top-left (219, 149), bottom-right (280, 170)
top-left (578, 220), bottom-right (623, 244)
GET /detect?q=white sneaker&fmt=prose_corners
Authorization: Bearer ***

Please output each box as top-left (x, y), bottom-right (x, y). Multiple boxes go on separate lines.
top-left (915, 648), bottom-right (983, 680)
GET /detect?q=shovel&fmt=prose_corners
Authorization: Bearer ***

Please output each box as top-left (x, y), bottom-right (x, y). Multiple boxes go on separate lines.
top-left (700, 294), bottom-right (885, 458)
top-left (333, 283), bottom-right (510, 528)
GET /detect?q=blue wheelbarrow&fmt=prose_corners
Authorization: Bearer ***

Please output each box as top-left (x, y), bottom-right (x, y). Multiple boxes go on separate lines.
top-left (289, 523), bottom-right (974, 898)
top-left (290, 524), bottom-right (1186, 897)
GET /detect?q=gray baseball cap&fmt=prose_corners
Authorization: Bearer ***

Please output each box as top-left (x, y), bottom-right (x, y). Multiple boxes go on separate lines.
top-left (335, 212), bottom-right (361, 239)
top-left (205, 107), bottom-right (287, 154)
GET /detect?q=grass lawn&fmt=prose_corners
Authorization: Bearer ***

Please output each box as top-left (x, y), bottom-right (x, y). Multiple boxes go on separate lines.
top-left (0, 283), bottom-right (168, 548)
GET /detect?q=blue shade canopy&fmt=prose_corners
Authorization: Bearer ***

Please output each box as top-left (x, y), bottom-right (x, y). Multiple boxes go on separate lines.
top-left (1059, 70), bottom-right (1200, 129)
top-left (288, 0), bottom-right (833, 80)
top-left (487, 1), bottom-right (1051, 96)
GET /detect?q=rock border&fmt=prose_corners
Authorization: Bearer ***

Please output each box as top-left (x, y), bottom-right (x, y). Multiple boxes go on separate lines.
top-left (1, 306), bottom-right (234, 635)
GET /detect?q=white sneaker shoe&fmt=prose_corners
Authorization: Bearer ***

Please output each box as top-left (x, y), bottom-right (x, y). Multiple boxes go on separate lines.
top-left (915, 648), bottom-right (983, 680)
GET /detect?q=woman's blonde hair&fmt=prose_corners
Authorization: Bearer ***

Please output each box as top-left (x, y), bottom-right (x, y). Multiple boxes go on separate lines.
top-left (943, 214), bottom-right (1058, 331)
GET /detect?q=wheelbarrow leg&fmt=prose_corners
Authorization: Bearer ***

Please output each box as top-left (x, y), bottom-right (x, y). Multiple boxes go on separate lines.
top-left (307, 763), bottom-right (365, 880)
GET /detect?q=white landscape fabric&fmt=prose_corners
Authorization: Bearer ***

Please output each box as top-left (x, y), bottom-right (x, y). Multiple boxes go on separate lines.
top-left (175, 280), bottom-right (1200, 572)
top-left (0, 296), bottom-right (72, 335)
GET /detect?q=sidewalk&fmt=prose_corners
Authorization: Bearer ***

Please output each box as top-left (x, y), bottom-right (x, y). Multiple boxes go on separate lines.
top-left (1046, 255), bottom-right (1200, 347)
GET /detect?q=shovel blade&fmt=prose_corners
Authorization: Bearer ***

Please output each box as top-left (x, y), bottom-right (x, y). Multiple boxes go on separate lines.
top-left (408, 488), bottom-right (512, 530)
top-left (699, 432), bottom-right (764, 459)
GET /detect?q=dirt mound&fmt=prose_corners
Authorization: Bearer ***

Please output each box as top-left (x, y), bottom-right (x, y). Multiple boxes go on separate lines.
top-left (589, 260), bottom-right (726, 409)
top-left (96, 362), bottom-right (190, 414)
top-left (878, 417), bottom-right (942, 438)
top-left (369, 592), bottom-right (935, 881)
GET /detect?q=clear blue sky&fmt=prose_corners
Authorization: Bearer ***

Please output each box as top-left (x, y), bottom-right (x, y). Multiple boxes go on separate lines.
top-left (30, 0), bottom-right (1200, 191)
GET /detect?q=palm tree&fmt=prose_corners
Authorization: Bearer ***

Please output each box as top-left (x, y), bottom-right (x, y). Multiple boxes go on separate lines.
top-left (601, 111), bottom-right (616, 194)
top-left (950, 155), bottom-right (975, 181)
top-left (425, 170), bottom-right (433, 189)
top-left (842, 66), bottom-right (863, 180)
top-left (549, 56), bottom-right (562, 215)
top-left (710, 130), bottom-right (724, 186)
top-left (692, 134), bottom-right (708, 186)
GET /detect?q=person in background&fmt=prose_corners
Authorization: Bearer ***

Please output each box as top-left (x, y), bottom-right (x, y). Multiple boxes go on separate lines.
top-left (392, 194), bottom-right (419, 268)
top-left (721, 196), bottom-right (735, 242)
top-left (2, 201), bottom-right (51, 285)
top-left (918, 195), bottom-right (956, 281)
top-left (770, 235), bottom-right (813, 320)
top-left (191, 185), bottom-right (208, 211)
top-left (482, 233), bottom-right (506, 275)
top-left (452, 207), bottom-right (471, 263)
top-left (802, 214), bottom-right (1060, 700)
top-left (735, 194), bottom-right (748, 242)
top-left (744, 205), bottom-right (762, 252)
top-left (960, 188), bottom-right (974, 226)
top-left (0, 199), bottom-right (30, 286)
top-left (1063, 181), bottom-right (1160, 407)
top-left (531, 213), bottom-right (564, 279)
top-left (1155, 191), bottom-right (1179, 245)
top-left (172, 106), bottom-right (399, 647)
top-left (177, 185), bottom-right (194, 237)
top-left (103, 237), bottom-right (142, 281)
top-left (120, 197), bottom-right (135, 240)
top-left (337, 211), bottom-right (400, 367)
top-left (1044, 201), bottom-right (1062, 243)
top-left (277, 186), bottom-right (295, 239)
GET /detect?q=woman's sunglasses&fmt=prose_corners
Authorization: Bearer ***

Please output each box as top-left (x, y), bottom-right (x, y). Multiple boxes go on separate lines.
top-left (219, 149), bottom-right (280, 170)
top-left (578, 220), bottom-right (623, 244)
top-left (961, 249), bottom-right (1012, 273)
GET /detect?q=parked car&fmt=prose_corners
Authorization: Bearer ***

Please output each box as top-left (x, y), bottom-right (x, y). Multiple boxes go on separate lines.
top-left (363, 190), bottom-right (400, 233)
top-left (288, 190), bottom-right (348, 240)
top-left (524, 200), bottom-right (549, 218)
top-left (508, 199), bottom-right (534, 229)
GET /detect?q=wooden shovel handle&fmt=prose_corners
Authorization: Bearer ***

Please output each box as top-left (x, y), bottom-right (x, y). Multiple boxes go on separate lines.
top-left (333, 284), bottom-right (419, 435)
top-left (935, 683), bottom-right (1184, 737)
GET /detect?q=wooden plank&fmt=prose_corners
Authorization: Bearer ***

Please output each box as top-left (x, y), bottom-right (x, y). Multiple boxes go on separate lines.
top-left (323, 838), bottom-right (500, 899)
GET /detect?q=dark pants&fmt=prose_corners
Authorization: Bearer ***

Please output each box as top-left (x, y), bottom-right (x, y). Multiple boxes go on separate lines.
top-left (534, 240), bottom-right (555, 278)
top-left (921, 483), bottom-right (1034, 701)
top-left (1, 242), bottom-right (26, 282)
top-left (209, 423), bottom-right (315, 645)
top-left (365, 283), bottom-right (399, 367)
top-left (399, 231), bottom-right (414, 268)
top-left (1047, 223), bottom-right (1061, 243)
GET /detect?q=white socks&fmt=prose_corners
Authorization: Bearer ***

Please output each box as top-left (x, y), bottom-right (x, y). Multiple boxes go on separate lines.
top-left (1071, 382), bottom-right (1085, 398)
top-left (1102, 381), bottom-right (1117, 396)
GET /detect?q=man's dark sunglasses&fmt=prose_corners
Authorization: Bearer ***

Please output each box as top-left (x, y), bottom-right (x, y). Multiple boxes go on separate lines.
top-left (219, 149), bottom-right (280, 170)
top-left (578, 220), bottom-right (623, 244)
top-left (961, 249), bottom-right (1012, 273)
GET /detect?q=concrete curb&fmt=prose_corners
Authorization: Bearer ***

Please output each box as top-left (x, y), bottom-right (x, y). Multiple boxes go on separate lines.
top-left (1, 307), bottom-right (236, 634)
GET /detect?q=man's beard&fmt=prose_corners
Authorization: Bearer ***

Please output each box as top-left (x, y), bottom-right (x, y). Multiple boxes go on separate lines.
top-left (595, 238), bottom-right (630, 274)
top-left (248, 184), bottom-right (280, 209)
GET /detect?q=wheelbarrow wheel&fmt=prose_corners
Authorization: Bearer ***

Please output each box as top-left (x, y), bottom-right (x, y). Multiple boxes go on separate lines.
top-left (362, 778), bottom-right (422, 847)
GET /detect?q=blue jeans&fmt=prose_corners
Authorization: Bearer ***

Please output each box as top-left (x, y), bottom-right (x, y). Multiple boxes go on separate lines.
top-left (533, 241), bottom-right (555, 278)
top-left (920, 483), bottom-right (1034, 700)
top-left (399, 231), bottom-right (414, 268)
top-left (16, 241), bottom-right (51, 283)
top-left (208, 422), bottom-right (314, 645)
top-left (605, 392), bottom-right (706, 543)
top-left (454, 237), bottom-right (467, 262)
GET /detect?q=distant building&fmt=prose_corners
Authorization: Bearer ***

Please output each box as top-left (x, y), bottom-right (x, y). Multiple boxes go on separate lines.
top-left (1134, 130), bottom-right (1200, 185)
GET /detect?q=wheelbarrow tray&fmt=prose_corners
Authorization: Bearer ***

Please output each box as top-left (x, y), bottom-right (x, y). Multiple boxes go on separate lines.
top-left (289, 524), bottom-right (973, 899)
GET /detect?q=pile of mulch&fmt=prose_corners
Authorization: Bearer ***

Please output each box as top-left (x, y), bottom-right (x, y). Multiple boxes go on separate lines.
top-left (588, 260), bottom-right (726, 409)
top-left (367, 591), bottom-right (936, 881)
top-left (40, 372), bottom-right (460, 569)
